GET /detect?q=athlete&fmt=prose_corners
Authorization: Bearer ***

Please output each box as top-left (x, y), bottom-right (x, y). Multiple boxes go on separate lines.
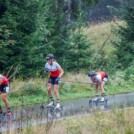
top-left (44, 54), bottom-right (64, 109)
top-left (0, 74), bottom-right (12, 115)
top-left (88, 71), bottom-right (108, 102)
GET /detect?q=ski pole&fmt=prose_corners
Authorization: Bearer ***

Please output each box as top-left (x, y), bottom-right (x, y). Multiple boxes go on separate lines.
top-left (63, 80), bottom-right (92, 85)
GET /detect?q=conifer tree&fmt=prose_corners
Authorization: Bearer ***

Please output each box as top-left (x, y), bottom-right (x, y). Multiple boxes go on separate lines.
top-left (116, 1), bottom-right (134, 68)
top-left (66, 13), bottom-right (92, 72)
top-left (0, 0), bottom-right (99, 77)
top-left (0, 0), bottom-right (54, 76)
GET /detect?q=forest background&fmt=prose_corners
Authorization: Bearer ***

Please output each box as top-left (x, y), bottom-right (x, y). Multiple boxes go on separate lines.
top-left (0, 0), bottom-right (134, 105)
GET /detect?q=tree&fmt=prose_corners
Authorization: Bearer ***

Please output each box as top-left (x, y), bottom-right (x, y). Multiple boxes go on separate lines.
top-left (0, 25), bottom-right (14, 72)
top-left (69, 0), bottom-right (99, 20)
top-left (66, 13), bottom-right (92, 72)
top-left (115, 1), bottom-right (134, 68)
top-left (0, 0), bottom-right (55, 77)
top-left (0, 0), bottom-right (99, 77)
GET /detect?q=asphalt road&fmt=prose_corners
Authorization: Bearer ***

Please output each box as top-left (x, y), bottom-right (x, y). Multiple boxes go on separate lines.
top-left (0, 92), bottom-right (134, 133)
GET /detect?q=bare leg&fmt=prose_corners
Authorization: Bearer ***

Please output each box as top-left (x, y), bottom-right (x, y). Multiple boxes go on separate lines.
top-left (1, 93), bottom-right (10, 107)
top-left (47, 83), bottom-right (53, 98)
top-left (100, 81), bottom-right (105, 95)
top-left (95, 84), bottom-right (99, 95)
top-left (54, 84), bottom-right (60, 102)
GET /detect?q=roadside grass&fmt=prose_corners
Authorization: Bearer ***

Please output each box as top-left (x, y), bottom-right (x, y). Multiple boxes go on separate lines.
top-left (4, 70), bottom-right (133, 107)
top-left (1, 20), bottom-right (132, 107)
top-left (12, 108), bottom-right (134, 134)
top-left (83, 20), bottom-right (124, 57)
top-left (1, 20), bottom-right (133, 134)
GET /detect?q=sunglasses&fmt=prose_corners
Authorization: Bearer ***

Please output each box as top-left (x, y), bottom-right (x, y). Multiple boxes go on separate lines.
top-left (47, 58), bottom-right (53, 61)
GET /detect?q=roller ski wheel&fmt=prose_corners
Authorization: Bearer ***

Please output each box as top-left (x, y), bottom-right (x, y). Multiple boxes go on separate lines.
top-left (55, 106), bottom-right (63, 118)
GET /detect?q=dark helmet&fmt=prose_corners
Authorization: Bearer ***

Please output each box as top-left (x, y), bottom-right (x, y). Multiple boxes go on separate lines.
top-left (46, 54), bottom-right (54, 60)
top-left (88, 71), bottom-right (96, 77)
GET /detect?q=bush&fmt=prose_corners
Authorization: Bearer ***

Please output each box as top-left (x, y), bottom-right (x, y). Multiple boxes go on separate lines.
top-left (59, 82), bottom-right (73, 95)
top-left (10, 83), bottom-right (47, 98)
top-left (124, 65), bottom-right (134, 80)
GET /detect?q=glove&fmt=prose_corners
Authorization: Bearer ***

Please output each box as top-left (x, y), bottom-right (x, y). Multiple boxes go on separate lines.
top-left (56, 76), bottom-right (60, 80)
top-left (55, 77), bottom-right (61, 83)
top-left (44, 68), bottom-right (49, 73)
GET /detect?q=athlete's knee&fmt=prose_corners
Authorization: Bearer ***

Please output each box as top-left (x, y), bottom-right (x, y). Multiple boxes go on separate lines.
top-left (101, 81), bottom-right (105, 86)
top-left (54, 88), bottom-right (58, 94)
top-left (2, 96), bottom-right (7, 102)
top-left (47, 88), bottom-right (52, 92)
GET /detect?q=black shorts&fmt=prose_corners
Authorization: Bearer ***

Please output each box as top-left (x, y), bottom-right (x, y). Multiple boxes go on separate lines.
top-left (0, 83), bottom-right (10, 93)
top-left (48, 76), bottom-right (60, 85)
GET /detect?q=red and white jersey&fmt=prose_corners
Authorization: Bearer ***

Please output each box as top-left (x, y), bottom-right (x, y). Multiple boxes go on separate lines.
top-left (91, 71), bottom-right (108, 83)
top-left (0, 75), bottom-right (8, 85)
top-left (45, 61), bottom-right (61, 77)
top-left (98, 71), bottom-right (107, 79)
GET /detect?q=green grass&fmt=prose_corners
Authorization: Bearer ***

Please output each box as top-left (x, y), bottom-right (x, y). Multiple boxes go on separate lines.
top-left (10, 108), bottom-right (134, 134)
top-left (83, 20), bottom-right (124, 57)
top-left (1, 20), bottom-right (133, 107)
top-left (0, 20), bottom-right (133, 134)
top-left (2, 70), bottom-right (132, 107)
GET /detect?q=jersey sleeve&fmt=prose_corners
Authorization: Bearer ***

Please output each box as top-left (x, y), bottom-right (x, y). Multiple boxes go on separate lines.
top-left (55, 62), bottom-right (61, 70)
top-left (44, 63), bottom-right (49, 72)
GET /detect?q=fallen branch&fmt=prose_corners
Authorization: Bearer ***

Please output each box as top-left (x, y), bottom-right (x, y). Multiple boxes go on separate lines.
top-left (8, 65), bottom-right (20, 80)
top-left (6, 65), bottom-right (13, 78)
top-left (10, 87), bottom-right (21, 93)
top-left (63, 80), bottom-right (92, 85)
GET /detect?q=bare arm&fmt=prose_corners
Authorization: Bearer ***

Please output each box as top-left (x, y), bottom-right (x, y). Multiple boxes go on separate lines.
top-left (0, 79), bottom-right (2, 85)
top-left (59, 68), bottom-right (64, 78)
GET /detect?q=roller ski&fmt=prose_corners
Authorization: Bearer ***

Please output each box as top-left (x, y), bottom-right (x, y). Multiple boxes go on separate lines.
top-left (46, 101), bottom-right (63, 124)
top-left (47, 101), bottom-right (63, 113)
top-left (6, 110), bottom-right (12, 122)
top-left (0, 110), bottom-right (13, 125)
top-left (55, 103), bottom-right (63, 118)
top-left (0, 110), bottom-right (5, 125)
top-left (89, 96), bottom-right (108, 108)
